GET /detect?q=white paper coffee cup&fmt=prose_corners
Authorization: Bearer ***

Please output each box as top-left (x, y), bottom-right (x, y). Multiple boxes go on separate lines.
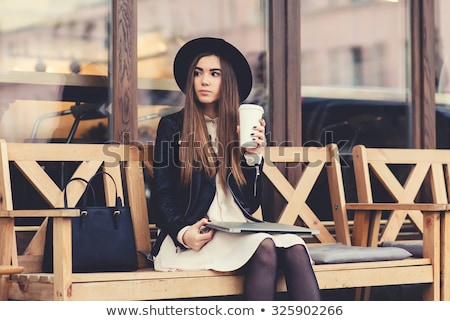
top-left (239, 104), bottom-right (264, 148)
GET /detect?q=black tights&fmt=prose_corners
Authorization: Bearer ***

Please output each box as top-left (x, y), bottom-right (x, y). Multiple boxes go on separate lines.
top-left (243, 238), bottom-right (321, 301)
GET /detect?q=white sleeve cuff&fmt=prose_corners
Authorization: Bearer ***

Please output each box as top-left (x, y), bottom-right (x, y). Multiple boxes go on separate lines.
top-left (177, 226), bottom-right (191, 248)
top-left (244, 152), bottom-right (263, 166)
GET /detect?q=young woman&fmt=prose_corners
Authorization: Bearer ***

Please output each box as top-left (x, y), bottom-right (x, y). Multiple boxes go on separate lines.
top-left (150, 37), bottom-right (320, 300)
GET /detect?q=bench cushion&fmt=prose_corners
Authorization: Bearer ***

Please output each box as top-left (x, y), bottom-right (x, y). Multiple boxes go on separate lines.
top-left (380, 241), bottom-right (423, 258)
top-left (308, 243), bottom-right (413, 264)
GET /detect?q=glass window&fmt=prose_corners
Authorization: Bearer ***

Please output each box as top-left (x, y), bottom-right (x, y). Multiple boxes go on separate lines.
top-left (136, 0), bottom-right (268, 144)
top-left (435, 0), bottom-right (450, 148)
top-left (301, 0), bottom-right (410, 151)
top-left (0, 0), bottom-right (111, 143)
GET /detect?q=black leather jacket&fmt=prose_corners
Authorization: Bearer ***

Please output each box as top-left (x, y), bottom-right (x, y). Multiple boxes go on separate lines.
top-left (149, 110), bottom-right (264, 257)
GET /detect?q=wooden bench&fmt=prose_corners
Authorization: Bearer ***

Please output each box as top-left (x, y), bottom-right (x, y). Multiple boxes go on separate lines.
top-left (0, 140), bottom-right (442, 300)
top-left (350, 145), bottom-right (450, 300)
top-left (263, 144), bottom-right (441, 300)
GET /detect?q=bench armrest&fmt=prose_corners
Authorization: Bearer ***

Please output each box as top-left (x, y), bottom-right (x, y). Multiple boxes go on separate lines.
top-left (346, 203), bottom-right (447, 212)
top-left (0, 265), bottom-right (24, 274)
top-left (0, 209), bottom-right (80, 218)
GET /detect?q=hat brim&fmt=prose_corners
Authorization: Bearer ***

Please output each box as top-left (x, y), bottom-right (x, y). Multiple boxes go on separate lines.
top-left (173, 37), bottom-right (252, 102)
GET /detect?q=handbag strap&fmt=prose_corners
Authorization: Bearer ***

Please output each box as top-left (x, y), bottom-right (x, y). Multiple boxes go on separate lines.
top-left (63, 171), bottom-right (123, 208)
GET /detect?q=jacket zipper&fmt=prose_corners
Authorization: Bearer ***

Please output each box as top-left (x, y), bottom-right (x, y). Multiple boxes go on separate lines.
top-left (253, 165), bottom-right (260, 197)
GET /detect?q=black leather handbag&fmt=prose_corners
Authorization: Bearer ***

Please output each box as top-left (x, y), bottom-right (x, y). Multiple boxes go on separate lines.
top-left (43, 171), bottom-right (138, 273)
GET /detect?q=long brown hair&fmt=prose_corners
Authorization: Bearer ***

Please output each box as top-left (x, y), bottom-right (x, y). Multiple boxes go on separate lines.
top-left (179, 53), bottom-right (246, 188)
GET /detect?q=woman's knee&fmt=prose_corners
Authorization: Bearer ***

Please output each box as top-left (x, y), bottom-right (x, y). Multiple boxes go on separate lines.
top-left (282, 244), bottom-right (311, 265)
top-left (293, 244), bottom-right (308, 256)
top-left (253, 238), bottom-right (277, 267)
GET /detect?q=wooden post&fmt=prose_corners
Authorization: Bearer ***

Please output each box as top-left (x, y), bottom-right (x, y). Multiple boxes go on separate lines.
top-left (410, 0), bottom-right (436, 149)
top-left (112, 0), bottom-right (137, 144)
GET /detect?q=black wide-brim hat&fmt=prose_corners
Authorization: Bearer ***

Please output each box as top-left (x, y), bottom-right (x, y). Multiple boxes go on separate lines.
top-left (173, 37), bottom-right (253, 102)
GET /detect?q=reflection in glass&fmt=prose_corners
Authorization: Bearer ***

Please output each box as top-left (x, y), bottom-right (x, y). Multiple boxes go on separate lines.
top-left (0, 0), bottom-right (110, 143)
top-left (300, 0), bottom-right (410, 150)
top-left (435, 0), bottom-right (450, 148)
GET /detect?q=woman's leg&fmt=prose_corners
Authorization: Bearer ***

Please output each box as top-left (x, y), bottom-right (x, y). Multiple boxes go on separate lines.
top-left (243, 238), bottom-right (278, 300)
top-left (278, 245), bottom-right (321, 301)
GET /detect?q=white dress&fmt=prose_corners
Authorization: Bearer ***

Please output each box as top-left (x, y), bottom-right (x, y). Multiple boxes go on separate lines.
top-left (154, 117), bottom-right (308, 272)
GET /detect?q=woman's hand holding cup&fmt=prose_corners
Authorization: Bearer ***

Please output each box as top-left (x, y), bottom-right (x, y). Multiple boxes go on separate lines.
top-left (238, 104), bottom-right (266, 154)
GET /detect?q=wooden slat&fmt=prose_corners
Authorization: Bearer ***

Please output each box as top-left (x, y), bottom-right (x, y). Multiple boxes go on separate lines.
top-left (12, 257), bottom-right (431, 283)
top-left (327, 144), bottom-right (351, 245)
top-left (422, 211), bottom-right (440, 300)
top-left (0, 140), bottom-right (13, 210)
top-left (0, 209), bottom-right (80, 218)
top-left (126, 156), bottom-right (151, 268)
top-left (442, 167), bottom-right (450, 300)
top-left (0, 213), bottom-right (15, 300)
top-left (52, 217), bottom-right (72, 300)
top-left (0, 265), bottom-right (24, 274)
top-left (8, 259), bottom-right (433, 301)
top-left (346, 203), bottom-right (447, 211)
top-left (442, 210), bottom-right (450, 300)
top-left (363, 148), bottom-right (437, 163)
top-left (7, 143), bottom-right (139, 162)
top-left (315, 265), bottom-right (433, 289)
